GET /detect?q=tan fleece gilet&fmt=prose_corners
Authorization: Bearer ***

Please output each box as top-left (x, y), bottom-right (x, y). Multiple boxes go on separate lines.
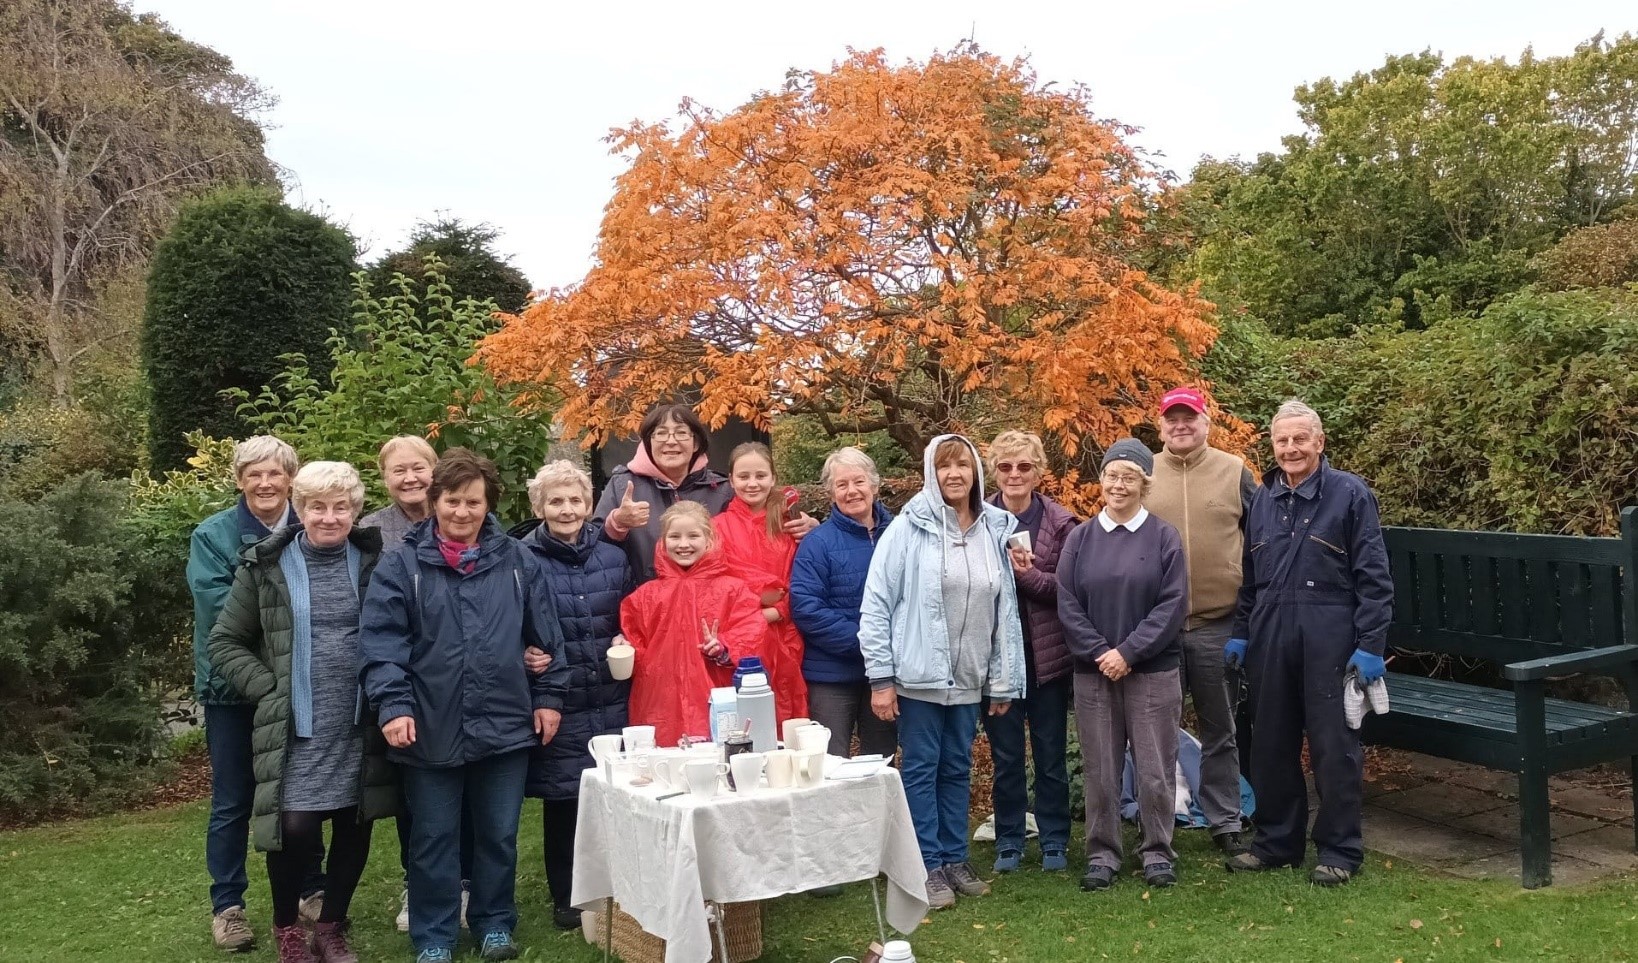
top-left (1148, 445), bottom-right (1250, 629)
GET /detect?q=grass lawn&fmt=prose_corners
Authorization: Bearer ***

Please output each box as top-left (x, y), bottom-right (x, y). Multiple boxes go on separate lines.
top-left (2, 798), bottom-right (1636, 962)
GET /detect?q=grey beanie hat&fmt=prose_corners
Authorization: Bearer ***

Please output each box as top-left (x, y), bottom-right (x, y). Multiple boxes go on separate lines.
top-left (1100, 438), bottom-right (1154, 477)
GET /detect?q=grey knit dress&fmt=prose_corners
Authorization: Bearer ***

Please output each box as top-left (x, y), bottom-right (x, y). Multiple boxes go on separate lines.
top-left (281, 538), bottom-right (365, 812)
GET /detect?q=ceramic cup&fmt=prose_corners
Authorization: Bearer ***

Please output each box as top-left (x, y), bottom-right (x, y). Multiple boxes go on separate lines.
top-left (622, 725), bottom-right (656, 752)
top-left (795, 724), bottom-right (831, 753)
top-left (781, 717), bottom-right (813, 748)
top-left (730, 752), bottom-right (766, 793)
top-left (649, 750), bottom-right (686, 790)
top-left (588, 733), bottom-right (624, 766)
top-left (607, 639), bottom-right (635, 681)
top-left (764, 749), bottom-right (796, 788)
top-left (683, 759), bottom-right (728, 798)
top-left (793, 747), bottom-right (825, 788)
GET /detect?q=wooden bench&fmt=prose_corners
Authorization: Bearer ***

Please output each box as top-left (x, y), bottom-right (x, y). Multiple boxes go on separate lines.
top-left (1359, 508), bottom-right (1638, 887)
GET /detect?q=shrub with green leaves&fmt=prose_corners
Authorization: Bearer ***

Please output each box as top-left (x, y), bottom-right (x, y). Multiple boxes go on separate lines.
top-left (229, 258), bottom-right (557, 524)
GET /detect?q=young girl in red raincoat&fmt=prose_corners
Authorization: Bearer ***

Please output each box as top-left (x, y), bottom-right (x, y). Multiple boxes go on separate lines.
top-left (621, 501), bottom-right (766, 747)
top-left (714, 443), bottom-right (809, 722)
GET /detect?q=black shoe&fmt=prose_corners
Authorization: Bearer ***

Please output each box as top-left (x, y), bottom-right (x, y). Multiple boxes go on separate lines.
top-left (552, 906), bottom-right (582, 930)
top-left (1144, 861), bottom-right (1177, 888)
top-left (1213, 831), bottom-right (1249, 856)
top-left (1309, 865), bottom-right (1353, 887)
top-left (1079, 864), bottom-right (1116, 891)
top-left (1225, 852), bottom-right (1296, 873)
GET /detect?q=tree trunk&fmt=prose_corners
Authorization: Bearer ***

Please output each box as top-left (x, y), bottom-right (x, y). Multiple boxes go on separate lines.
top-left (47, 155), bottom-right (73, 406)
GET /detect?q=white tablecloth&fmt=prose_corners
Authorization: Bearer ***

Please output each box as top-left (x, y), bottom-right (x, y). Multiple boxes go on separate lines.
top-left (571, 761), bottom-right (929, 963)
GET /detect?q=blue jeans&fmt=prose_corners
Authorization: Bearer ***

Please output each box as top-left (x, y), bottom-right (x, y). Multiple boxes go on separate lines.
top-left (205, 704), bottom-right (326, 914)
top-left (897, 697), bottom-right (981, 870)
top-left (402, 750), bottom-right (528, 953)
top-left (981, 674), bottom-right (1071, 854)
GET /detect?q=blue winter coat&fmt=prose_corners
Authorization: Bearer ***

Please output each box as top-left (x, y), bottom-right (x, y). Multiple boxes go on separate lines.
top-left (360, 517), bottom-right (569, 769)
top-left (789, 501), bottom-right (894, 685)
top-left (512, 518), bottom-right (633, 800)
top-left (1232, 458), bottom-right (1394, 657)
top-left (857, 435), bottom-right (1027, 702)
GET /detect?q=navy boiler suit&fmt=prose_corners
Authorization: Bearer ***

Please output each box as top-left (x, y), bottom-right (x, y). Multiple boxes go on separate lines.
top-left (1233, 457), bottom-right (1393, 872)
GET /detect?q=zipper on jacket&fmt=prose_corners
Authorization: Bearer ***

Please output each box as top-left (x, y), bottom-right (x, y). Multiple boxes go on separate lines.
top-left (1308, 534), bottom-right (1345, 555)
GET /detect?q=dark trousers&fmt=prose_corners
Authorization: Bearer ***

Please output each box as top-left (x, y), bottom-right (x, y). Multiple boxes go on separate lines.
top-left (806, 681), bottom-right (898, 758)
top-left (541, 797), bottom-right (580, 910)
top-left (981, 674), bottom-right (1071, 854)
top-left (1247, 628), bottom-right (1364, 872)
top-left (396, 789), bottom-right (475, 883)
top-left (266, 808), bottom-right (373, 927)
top-left (1075, 669), bottom-right (1182, 869)
top-left (205, 704), bottom-right (325, 913)
top-left (897, 697), bottom-right (980, 870)
top-left (1180, 617), bottom-right (1244, 835)
top-left (401, 750), bottom-right (529, 953)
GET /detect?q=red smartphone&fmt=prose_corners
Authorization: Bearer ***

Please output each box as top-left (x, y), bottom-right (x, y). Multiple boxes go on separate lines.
top-left (782, 486), bottom-right (802, 521)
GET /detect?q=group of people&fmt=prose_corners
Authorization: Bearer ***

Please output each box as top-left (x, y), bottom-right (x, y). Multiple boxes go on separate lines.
top-left (188, 392), bottom-right (1393, 963)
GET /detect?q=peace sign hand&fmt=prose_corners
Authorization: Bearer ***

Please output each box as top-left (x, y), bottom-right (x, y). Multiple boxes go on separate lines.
top-left (699, 618), bottom-right (730, 665)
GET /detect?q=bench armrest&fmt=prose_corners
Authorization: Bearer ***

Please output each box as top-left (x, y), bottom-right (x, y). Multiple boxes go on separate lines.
top-left (1502, 644), bottom-right (1638, 682)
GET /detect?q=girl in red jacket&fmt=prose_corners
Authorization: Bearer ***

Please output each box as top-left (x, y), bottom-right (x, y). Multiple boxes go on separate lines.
top-left (715, 442), bottom-right (809, 722)
top-left (621, 501), bottom-right (766, 747)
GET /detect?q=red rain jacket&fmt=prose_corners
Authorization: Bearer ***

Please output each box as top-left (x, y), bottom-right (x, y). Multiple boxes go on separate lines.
top-left (715, 498), bottom-right (809, 722)
top-left (620, 544), bottom-right (765, 747)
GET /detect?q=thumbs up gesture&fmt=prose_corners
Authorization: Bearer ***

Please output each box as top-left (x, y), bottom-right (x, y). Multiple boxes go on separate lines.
top-left (613, 482), bottom-right (651, 530)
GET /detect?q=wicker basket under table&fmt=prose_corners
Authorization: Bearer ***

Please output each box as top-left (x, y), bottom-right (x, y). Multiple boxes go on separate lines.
top-left (583, 898), bottom-right (764, 963)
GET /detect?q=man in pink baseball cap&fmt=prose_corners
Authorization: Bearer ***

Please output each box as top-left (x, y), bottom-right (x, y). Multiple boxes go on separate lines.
top-left (1146, 386), bottom-right (1257, 856)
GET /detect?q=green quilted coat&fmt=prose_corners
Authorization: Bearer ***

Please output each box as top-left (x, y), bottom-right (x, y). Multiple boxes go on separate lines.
top-left (207, 524), bottom-right (398, 852)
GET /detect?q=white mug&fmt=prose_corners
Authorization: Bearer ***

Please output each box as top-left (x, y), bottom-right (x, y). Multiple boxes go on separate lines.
top-left (795, 724), bottom-right (831, 753)
top-left (588, 734), bottom-right (624, 766)
top-left (622, 725), bottom-right (656, 752)
top-left (650, 750), bottom-right (685, 790)
top-left (730, 752), bottom-right (766, 793)
top-left (781, 717), bottom-right (812, 748)
top-left (793, 748), bottom-right (825, 787)
top-left (683, 759), bottom-right (728, 798)
top-left (764, 749), bottom-right (795, 789)
top-left (607, 639), bottom-right (635, 681)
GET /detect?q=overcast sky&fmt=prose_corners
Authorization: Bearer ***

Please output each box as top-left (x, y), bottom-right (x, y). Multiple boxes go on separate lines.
top-left (138, 0), bottom-right (1631, 291)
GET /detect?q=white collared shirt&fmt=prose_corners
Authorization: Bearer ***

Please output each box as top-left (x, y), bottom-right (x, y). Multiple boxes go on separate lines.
top-left (1096, 506), bottom-right (1149, 533)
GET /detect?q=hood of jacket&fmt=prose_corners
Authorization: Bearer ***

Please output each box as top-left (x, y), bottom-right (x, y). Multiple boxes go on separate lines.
top-left (653, 541), bottom-right (733, 582)
top-left (409, 513), bottom-right (513, 574)
top-left (237, 521), bottom-right (383, 567)
top-left (903, 433), bottom-right (1013, 540)
top-left (628, 442), bottom-right (710, 484)
top-left (509, 516), bottom-right (608, 566)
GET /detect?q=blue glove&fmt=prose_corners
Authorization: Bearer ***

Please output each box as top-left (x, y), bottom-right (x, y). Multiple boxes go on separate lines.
top-left (1224, 638), bottom-right (1248, 669)
top-left (1348, 649), bottom-right (1387, 683)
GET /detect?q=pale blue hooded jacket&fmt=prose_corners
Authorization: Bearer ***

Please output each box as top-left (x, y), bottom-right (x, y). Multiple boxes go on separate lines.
top-left (858, 434), bottom-right (1027, 702)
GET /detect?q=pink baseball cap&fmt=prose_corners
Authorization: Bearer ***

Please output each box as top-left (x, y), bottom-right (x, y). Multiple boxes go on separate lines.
top-left (1159, 386), bottom-right (1208, 415)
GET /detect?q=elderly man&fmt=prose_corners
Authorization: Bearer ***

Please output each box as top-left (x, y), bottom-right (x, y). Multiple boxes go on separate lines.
top-left (1225, 401), bottom-right (1392, 887)
top-left (1147, 386), bottom-right (1256, 856)
top-left (187, 436), bottom-right (323, 950)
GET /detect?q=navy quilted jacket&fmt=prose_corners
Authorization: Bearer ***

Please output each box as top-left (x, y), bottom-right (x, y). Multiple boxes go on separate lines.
top-left (789, 502), bottom-right (894, 685)
top-left (512, 518), bottom-right (634, 799)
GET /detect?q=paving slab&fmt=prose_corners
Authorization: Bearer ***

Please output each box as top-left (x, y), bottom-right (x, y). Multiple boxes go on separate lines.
top-left (1369, 781), bottom-right (1513, 822)
top-left (1547, 785), bottom-right (1634, 825)
top-left (1443, 849), bottom-right (1609, 887)
top-left (1449, 803), bottom-right (1604, 842)
top-left (1361, 805), bottom-right (1514, 866)
top-left (1551, 824), bottom-right (1638, 870)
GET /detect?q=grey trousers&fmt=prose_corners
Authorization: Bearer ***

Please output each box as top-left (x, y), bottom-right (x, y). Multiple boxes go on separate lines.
top-left (1180, 617), bottom-right (1243, 835)
top-left (806, 681), bottom-right (898, 758)
top-left (1075, 668), bottom-right (1182, 869)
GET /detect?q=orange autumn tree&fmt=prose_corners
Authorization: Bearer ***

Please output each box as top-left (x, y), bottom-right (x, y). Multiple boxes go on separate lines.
top-left (481, 45), bottom-right (1236, 499)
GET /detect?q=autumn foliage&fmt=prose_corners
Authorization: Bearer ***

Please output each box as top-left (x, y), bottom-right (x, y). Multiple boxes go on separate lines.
top-left (481, 46), bottom-right (1241, 491)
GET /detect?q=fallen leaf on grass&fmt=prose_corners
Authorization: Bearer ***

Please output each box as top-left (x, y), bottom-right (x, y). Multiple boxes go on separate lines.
top-left (1140, 890), bottom-right (1150, 901)
top-left (1410, 920), bottom-right (1423, 930)
top-left (1495, 939), bottom-right (1503, 949)
top-left (973, 924), bottom-right (986, 930)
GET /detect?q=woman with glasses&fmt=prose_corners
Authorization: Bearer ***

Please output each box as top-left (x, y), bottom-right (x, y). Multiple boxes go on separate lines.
top-left (1057, 439), bottom-right (1188, 893)
top-left (596, 405), bottom-right (815, 584)
top-left (982, 431), bottom-right (1080, 874)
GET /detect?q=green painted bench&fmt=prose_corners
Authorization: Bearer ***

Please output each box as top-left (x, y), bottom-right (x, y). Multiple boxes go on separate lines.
top-left (1360, 507), bottom-right (1638, 887)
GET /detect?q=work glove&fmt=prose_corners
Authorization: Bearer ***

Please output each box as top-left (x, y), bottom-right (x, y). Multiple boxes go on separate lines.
top-left (1224, 638), bottom-right (1249, 669)
top-left (1347, 648), bottom-right (1387, 683)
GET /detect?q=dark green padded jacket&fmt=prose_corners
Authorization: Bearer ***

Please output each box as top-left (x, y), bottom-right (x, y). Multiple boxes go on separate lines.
top-left (207, 523), bottom-right (398, 852)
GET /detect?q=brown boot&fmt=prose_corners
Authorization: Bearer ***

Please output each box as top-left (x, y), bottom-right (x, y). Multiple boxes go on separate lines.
top-left (272, 924), bottom-right (316, 963)
top-left (310, 920), bottom-right (358, 963)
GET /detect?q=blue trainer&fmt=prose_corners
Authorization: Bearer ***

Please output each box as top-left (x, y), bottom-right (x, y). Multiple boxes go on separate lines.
top-left (416, 949), bottom-right (454, 963)
top-left (479, 930), bottom-right (520, 961)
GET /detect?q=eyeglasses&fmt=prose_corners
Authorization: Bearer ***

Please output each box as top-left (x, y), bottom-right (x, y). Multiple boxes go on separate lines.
top-left (652, 429), bottom-right (693, 442)
top-left (1101, 471), bottom-right (1143, 486)
top-left (995, 462), bottom-right (1036, 475)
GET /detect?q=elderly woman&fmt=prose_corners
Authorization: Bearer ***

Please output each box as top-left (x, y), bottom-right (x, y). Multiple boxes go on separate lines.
top-left (983, 431), bottom-right (1079, 874)
top-left (597, 404), bottom-right (814, 584)
top-left (1057, 439), bottom-right (1188, 892)
top-left (789, 447), bottom-right (898, 760)
top-left (187, 435), bottom-right (322, 952)
top-left (208, 462), bottom-right (396, 963)
top-left (362, 449), bottom-right (569, 963)
top-left (361, 435), bottom-right (437, 547)
top-left (859, 434), bottom-right (1026, 910)
top-left (514, 460), bottom-right (633, 931)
